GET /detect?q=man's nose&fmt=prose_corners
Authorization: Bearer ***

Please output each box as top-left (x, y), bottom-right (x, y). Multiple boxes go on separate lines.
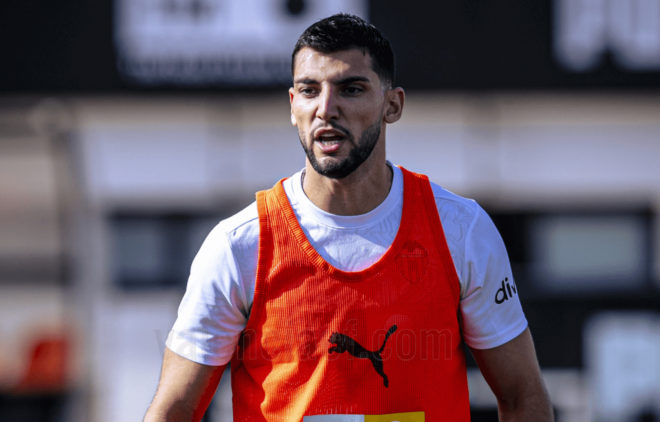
top-left (315, 88), bottom-right (340, 121)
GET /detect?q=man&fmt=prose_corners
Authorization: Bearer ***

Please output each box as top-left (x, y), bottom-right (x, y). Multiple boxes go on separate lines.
top-left (145, 14), bottom-right (553, 422)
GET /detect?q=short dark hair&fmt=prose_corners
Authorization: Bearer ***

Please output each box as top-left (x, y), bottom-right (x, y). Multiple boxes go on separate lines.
top-left (292, 14), bottom-right (396, 87)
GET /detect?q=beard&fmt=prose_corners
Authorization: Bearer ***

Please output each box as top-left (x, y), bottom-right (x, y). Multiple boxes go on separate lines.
top-left (299, 116), bottom-right (382, 179)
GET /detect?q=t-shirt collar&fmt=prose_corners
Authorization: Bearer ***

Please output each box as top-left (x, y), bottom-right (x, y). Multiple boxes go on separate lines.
top-left (288, 161), bottom-right (404, 229)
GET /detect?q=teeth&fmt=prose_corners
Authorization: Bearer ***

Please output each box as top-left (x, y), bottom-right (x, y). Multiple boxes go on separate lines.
top-left (320, 140), bottom-right (341, 146)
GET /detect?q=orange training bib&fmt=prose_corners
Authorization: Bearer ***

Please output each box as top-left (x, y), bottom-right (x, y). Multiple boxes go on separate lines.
top-left (230, 167), bottom-right (470, 421)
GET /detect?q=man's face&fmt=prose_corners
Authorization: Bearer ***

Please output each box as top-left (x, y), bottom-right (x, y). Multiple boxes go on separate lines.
top-left (289, 47), bottom-right (387, 179)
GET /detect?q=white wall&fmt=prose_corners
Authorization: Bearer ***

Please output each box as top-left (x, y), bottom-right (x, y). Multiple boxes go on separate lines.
top-left (75, 93), bottom-right (660, 210)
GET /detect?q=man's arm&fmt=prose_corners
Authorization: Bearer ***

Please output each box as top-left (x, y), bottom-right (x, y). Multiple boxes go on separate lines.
top-left (470, 328), bottom-right (554, 422)
top-left (144, 348), bottom-right (226, 422)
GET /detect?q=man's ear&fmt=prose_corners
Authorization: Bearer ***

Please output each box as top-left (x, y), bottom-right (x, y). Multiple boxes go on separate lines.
top-left (289, 87), bottom-right (297, 126)
top-left (383, 87), bottom-right (405, 124)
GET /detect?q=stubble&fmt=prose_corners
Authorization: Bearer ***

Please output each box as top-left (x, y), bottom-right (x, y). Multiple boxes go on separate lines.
top-left (299, 115), bottom-right (382, 179)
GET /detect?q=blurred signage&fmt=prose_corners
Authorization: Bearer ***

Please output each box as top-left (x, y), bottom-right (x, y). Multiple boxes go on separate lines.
top-left (586, 313), bottom-right (660, 421)
top-left (114, 0), bottom-right (368, 86)
top-left (5, 0), bottom-right (660, 91)
top-left (555, 0), bottom-right (660, 71)
top-left (530, 215), bottom-right (648, 294)
top-left (110, 214), bottom-right (221, 289)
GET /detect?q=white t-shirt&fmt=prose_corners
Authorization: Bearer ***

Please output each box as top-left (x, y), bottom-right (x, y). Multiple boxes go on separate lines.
top-left (167, 165), bottom-right (528, 366)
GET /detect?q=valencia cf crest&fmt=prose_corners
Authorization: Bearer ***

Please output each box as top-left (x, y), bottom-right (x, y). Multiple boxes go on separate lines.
top-left (396, 240), bottom-right (428, 284)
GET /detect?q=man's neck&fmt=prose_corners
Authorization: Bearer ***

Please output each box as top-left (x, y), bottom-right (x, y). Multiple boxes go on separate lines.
top-left (301, 159), bottom-right (393, 216)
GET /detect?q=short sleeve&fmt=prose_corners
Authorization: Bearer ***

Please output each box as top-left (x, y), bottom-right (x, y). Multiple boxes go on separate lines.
top-left (166, 222), bottom-right (250, 366)
top-left (459, 205), bottom-right (528, 350)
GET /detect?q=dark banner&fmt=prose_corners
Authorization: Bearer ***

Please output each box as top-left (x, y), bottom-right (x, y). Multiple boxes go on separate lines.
top-left (2, 0), bottom-right (660, 92)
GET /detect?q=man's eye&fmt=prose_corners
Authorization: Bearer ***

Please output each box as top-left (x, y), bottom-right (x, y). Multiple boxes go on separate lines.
top-left (300, 87), bottom-right (316, 95)
top-left (344, 86), bottom-right (363, 94)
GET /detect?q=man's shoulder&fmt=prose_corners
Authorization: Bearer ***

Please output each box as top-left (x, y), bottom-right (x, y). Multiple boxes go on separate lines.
top-left (426, 180), bottom-right (478, 222)
top-left (214, 201), bottom-right (260, 246)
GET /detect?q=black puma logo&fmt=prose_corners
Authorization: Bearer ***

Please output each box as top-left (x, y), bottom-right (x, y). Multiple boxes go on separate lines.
top-left (328, 324), bottom-right (398, 387)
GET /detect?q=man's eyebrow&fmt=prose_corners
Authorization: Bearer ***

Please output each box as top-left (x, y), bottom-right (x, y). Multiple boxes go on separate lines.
top-left (294, 78), bottom-right (318, 85)
top-left (293, 76), bottom-right (372, 85)
top-left (334, 76), bottom-right (371, 85)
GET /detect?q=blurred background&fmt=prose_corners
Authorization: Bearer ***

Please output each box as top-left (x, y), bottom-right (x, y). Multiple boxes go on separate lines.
top-left (1, 0), bottom-right (659, 421)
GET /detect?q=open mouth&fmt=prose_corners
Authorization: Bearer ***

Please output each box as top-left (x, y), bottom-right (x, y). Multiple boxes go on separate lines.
top-left (314, 130), bottom-right (347, 152)
top-left (318, 133), bottom-right (345, 146)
